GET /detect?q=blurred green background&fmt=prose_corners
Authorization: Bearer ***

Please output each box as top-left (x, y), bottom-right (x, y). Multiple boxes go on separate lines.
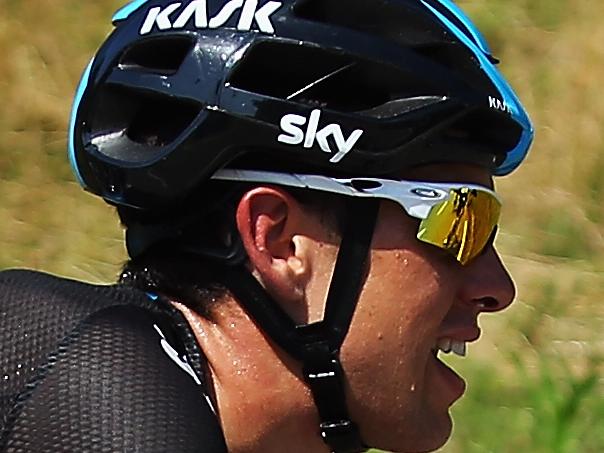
top-left (0, 0), bottom-right (602, 451)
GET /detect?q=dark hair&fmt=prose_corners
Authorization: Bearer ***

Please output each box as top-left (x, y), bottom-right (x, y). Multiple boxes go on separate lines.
top-left (119, 246), bottom-right (229, 317)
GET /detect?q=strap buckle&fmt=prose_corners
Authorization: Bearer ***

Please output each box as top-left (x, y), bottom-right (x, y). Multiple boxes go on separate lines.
top-left (320, 420), bottom-right (364, 453)
top-left (303, 348), bottom-right (365, 453)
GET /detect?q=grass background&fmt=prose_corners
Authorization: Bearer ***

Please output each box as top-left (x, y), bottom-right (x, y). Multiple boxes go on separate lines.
top-left (0, 0), bottom-right (602, 451)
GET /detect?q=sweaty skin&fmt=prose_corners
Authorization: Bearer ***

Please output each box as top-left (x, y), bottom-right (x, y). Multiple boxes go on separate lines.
top-left (174, 164), bottom-right (515, 453)
top-left (341, 165), bottom-right (513, 452)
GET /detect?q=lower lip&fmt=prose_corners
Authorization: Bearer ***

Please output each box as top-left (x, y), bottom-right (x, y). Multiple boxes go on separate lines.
top-left (432, 354), bottom-right (466, 403)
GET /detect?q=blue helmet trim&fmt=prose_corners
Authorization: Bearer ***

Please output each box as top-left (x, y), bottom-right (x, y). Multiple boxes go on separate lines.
top-left (494, 128), bottom-right (534, 176)
top-left (421, 0), bottom-right (534, 175)
top-left (429, 0), bottom-right (492, 56)
top-left (68, 58), bottom-right (95, 189)
top-left (113, 0), bottom-right (152, 24)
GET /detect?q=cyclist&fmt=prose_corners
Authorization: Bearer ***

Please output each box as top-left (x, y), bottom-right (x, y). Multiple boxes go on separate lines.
top-left (0, 1), bottom-right (533, 452)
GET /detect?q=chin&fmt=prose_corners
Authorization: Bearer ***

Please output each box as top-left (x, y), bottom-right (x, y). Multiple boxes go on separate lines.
top-left (373, 411), bottom-right (453, 453)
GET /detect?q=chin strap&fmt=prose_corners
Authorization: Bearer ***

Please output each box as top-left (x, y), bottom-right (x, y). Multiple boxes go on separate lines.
top-left (217, 198), bottom-right (380, 453)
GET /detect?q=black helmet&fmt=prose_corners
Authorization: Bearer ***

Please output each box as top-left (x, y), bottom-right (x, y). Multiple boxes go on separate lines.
top-left (68, 2), bottom-right (534, 452)
top-left (69, 0), bottom-right (533, 210)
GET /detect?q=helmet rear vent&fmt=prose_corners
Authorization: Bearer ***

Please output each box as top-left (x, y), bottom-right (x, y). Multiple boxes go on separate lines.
top-left (127, 93), bottom-right (200, 147)
top-left (120, 36), bottom-right (194, 75)
top-left (88, 86), bottom-right (201, 163)
top-left (229, 42), bottom-right (441, 112)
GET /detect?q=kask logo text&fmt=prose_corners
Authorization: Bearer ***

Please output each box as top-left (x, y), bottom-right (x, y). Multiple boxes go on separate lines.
top-left (278, 110), bottom-right (364, 164)
top-left (488, 96), bottom-right (512, 114)
top-left (140, 0), bottom-right (283, 35)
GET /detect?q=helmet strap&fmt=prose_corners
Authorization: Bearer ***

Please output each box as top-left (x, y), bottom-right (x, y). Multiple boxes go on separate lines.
top-left (217, 198), bottom-right (380, 453)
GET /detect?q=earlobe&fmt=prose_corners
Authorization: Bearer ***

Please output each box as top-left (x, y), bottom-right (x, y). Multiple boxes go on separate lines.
top-left (235, 187), bottom-right (312, 317)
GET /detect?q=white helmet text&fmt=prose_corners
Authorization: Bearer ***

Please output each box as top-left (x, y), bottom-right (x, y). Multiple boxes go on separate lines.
top-left (140, 0), bottom-right (283, 35)
top-left (278, 110), bottom-right (364, 164)
top-left (488, 96), bottom-right (512, 114)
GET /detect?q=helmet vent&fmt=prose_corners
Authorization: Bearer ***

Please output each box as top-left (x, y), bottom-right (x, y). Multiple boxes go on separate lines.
top-left (120, 36), bottom-right (194, 75)
top-left (294, 0), bottom-right (494, 92)
top-left (89, 86), bottom-right (201, 163)
top-left (438, 109), bottom-right (522, 158)
top-left (414, 43), bottom-right (494, 93)
top-left (229, 42), bottom-right (440, 112)
top-left (127, 93), bottom-right (200, 147)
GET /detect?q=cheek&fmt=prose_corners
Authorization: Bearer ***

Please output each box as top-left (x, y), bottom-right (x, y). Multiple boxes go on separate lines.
top-left (341, 247), bottom-right (451, 392)
top-left (339, 240), bottom-right (460, 448)
top-left (363, 247), bottom-right (454, 332)
top-left (348, 201), bottom-right (461, 362)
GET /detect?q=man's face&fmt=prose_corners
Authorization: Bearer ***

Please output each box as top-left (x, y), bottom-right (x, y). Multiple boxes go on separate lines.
top-left (337, 164), bottom-right (515, 453)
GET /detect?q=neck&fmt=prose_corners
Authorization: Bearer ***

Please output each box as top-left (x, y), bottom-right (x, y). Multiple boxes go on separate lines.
top-left (172, 300), bottom-right (330, 453)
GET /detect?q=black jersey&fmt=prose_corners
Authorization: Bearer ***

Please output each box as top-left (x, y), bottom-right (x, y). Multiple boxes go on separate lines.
top-left (0, 269), bottom-right (228, 453)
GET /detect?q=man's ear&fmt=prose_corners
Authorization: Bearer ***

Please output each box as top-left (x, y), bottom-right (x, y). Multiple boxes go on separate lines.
top-left (236, 186), bottom-right (312, 320)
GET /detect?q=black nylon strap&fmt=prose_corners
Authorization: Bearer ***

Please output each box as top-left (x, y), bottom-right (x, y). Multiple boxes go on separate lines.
top-left (318, 197), bottom-right (381, 349)
top-left (299, 198), bottom-right (379, 453)
top-left (216, 198), bottom-right (380, 453)
top-left (217, 267), bottom-right (306, 357)
top-left (303, 342), bottom-right (364, 453)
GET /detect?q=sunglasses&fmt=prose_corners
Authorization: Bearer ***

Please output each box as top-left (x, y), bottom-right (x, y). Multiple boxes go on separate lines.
top-left (212, 169), bottom-right (501, 265)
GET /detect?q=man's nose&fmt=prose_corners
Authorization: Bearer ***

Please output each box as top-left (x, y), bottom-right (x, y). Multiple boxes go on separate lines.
top-left (460, 246), bottom-right (516, 313)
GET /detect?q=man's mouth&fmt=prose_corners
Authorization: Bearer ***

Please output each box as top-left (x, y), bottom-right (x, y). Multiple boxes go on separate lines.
top-left (430, 337), bottom-right (468, 400)
top-left (431, 327), bottom-right (481, 359)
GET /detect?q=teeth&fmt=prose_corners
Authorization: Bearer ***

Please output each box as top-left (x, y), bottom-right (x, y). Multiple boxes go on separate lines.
top-left (451, 341), bottom-right (467, 357)
top-left (437, 338), bottom-right (452, 353)
top-left (435, 338), bottom-right (467, 357)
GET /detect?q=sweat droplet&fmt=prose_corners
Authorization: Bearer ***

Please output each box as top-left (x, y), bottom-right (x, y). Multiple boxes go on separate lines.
top-left (410, 384), bottom-right (416, 392)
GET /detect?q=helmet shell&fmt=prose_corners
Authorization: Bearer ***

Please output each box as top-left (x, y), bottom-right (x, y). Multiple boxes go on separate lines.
top-left (70, 0), bottom-right (533, 209)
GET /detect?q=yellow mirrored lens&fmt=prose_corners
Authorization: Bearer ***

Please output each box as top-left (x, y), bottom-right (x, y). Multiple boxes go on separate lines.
top-left (417, 188), bottom-right (501, 265)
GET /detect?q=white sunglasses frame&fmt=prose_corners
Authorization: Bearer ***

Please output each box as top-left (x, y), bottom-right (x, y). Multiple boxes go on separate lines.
top-left (211, 169), bottom-right (501, 221)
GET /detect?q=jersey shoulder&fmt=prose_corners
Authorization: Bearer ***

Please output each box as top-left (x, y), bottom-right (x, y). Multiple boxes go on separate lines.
top-left (0, 268), bottom-right (151, 384)
top-left (0, 270), bottom-right (148, 426)
top-left (0, 269), bottom-right (227, 452)
top-left (4, 303), bottom-right (227, 452)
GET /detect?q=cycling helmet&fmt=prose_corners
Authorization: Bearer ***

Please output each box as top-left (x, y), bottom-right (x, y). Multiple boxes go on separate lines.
top-left (70, 0), bottom-right (532, 210)
top-left (69, 2), bottom-right (533, 452)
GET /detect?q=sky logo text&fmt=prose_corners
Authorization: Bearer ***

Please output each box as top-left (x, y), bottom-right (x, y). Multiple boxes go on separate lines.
top-left (278, 110), bottom-right (364, 164)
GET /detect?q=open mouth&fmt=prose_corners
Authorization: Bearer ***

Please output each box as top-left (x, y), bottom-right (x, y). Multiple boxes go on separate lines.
top-left (430, 338), bottom-right (468, 400)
